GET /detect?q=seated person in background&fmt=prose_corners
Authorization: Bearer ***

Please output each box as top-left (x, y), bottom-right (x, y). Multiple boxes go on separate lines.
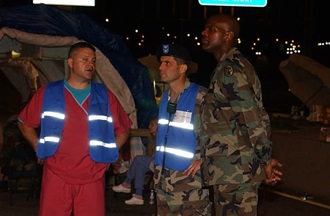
top-left (112, 117), bottom-right (157, 205)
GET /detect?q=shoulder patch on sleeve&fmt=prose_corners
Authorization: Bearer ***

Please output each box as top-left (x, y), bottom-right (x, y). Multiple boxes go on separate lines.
top-left (224, 65), bottom-right (234, 77)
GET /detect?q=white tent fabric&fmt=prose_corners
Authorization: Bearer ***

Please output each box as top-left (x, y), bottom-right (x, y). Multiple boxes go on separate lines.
top-left (0, 27), bottom-right (146, 159)
top-left (0, 27), bottom-right (137, 126)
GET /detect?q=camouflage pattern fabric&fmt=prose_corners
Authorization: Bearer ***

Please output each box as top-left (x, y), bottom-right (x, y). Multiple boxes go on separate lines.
top-left (154, 82), bottom-right (210, 216)
top-left (154, 167), bottom-right (211, 216)
top-left (200, 47), bottom-right (272, 186)
top-left (213, 183), bottom-right (259, 216)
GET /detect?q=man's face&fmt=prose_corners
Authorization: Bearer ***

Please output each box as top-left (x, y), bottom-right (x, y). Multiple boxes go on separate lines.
top-left (201, 17), bottom-right (229, 53)
top-left (158, 56), bottom-right (184, 84)
top-left (68, 47), bottom-right (96, 82)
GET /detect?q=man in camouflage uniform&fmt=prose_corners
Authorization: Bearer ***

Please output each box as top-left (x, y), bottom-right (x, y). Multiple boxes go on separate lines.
top-left (200, 14), bottom-right (283, 216)
top-left (153, 43), bottom-right (211, 216)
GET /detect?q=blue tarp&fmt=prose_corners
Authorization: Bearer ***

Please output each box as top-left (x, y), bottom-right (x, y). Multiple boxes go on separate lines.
top-left (0, 4), bottom-right (158, 128)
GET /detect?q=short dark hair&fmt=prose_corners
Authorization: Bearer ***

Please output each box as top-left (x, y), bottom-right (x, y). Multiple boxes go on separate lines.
top-left (68, 42), bottom-right (96, 58)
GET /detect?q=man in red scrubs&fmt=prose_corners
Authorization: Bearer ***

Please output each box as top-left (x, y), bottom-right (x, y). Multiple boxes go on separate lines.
top-left (18, 42), bottom-right (132, 216)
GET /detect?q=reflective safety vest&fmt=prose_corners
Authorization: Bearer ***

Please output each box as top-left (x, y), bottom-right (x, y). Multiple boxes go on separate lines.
top-left (37, 80), bottom-right (118, 163)
top-left (155, 83), bottom-right (200, 171)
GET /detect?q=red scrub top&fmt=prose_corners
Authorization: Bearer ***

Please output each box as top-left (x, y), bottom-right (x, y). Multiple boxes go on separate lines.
top-left (18, 84), bottom-right (132, 184)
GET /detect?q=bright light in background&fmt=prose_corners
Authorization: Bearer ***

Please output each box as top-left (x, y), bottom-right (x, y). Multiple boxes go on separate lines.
top-left (286, 41), bottom-right (301, 54)
top-left (317, 41), bottom-right (330, 46)
top-left (11, 50), bottom-right (20, 58)
top-left (112, 17), bottom-right (309, 58)
top-left (33, 0), bottom-right (95, 6)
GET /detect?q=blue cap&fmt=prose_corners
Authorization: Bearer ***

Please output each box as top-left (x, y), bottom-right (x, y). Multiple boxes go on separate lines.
top-left (156, 43), bottom-right (190, 61)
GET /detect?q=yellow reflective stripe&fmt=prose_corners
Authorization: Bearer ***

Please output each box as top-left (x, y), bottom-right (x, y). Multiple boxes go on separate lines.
top-left (156, 146), bottom-right (194, 158)
top-left (39, 136), bottom-right (60, 144)
top-left (158, 118), bottom-right (193, 129)
top-left (169, 122), bottom-right (194, 130)
top-left (89, 140), bottom-right (116, 148)
top-left (158, 119), bottom-right (169, 125)
top-left (156, 146), bottom-right (164, 151)
top-left (88, 115), bottom-right (113, 122)
top-left (42, 111), bottom-right (65, 119)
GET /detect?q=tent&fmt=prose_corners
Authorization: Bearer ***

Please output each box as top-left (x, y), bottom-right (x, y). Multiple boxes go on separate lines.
top-left (0, 4), bottom-right (158, 158)
top-left (0, 4), bottom-right (158, 129)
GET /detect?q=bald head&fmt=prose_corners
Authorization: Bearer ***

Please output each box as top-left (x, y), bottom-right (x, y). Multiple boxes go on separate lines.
top-left (201, 13), bottom-right (241, 59)
top-left (209, 13), bottom-right (240, 41)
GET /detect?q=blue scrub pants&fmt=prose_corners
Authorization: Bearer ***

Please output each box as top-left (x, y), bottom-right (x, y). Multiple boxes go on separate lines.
top-left (124, 155), bottom-right (153, 196)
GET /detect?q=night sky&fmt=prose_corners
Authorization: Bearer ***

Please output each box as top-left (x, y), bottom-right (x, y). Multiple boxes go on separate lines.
top-left (73, 0), bottom-right (328, 65)
top-left (0, 1), bottom-right (327, 57)
top-left (0, 0), bottom-right (328, 113)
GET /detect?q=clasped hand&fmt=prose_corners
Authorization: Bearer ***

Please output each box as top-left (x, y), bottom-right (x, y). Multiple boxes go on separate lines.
top-left (263, 158), bottom-right (283, 186)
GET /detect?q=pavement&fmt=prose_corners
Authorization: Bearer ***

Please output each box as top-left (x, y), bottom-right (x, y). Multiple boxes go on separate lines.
top-left (1, 184), bottom-right (329, 216)
top-left (1, 115), bottom-right (329, 215)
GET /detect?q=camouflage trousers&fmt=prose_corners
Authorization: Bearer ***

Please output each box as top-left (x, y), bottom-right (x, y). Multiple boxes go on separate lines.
top-left (156, 178), bottom-right (211, 216)
top-left (212, 183), bottom-right (259, 216)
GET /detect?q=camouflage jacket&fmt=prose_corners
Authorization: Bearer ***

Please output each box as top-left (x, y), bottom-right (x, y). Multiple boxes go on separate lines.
top-left (200, 48), bottom-right (272, 186)
top-left (154, 80), bottom-right (208, 192)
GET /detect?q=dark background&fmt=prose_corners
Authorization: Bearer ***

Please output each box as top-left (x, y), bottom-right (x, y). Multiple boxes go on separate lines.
top-left (1, 0), bottom-right (328, 114)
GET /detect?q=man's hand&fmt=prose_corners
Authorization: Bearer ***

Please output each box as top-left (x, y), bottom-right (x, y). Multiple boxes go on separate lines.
top-left (263, 158), bottom-right (283, 186)
top-left (37, 157), bottom-right (44, 165)
top-left (183, 160), bottom-right (200, 178)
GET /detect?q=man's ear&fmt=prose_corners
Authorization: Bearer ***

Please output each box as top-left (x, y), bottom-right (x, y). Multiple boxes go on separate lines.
top-left (180, 64), bottom-right (188, 74)
top-left (67, 58), bottom-right (73, 68)
top-left (225, 31), bottom-right (235, 42)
